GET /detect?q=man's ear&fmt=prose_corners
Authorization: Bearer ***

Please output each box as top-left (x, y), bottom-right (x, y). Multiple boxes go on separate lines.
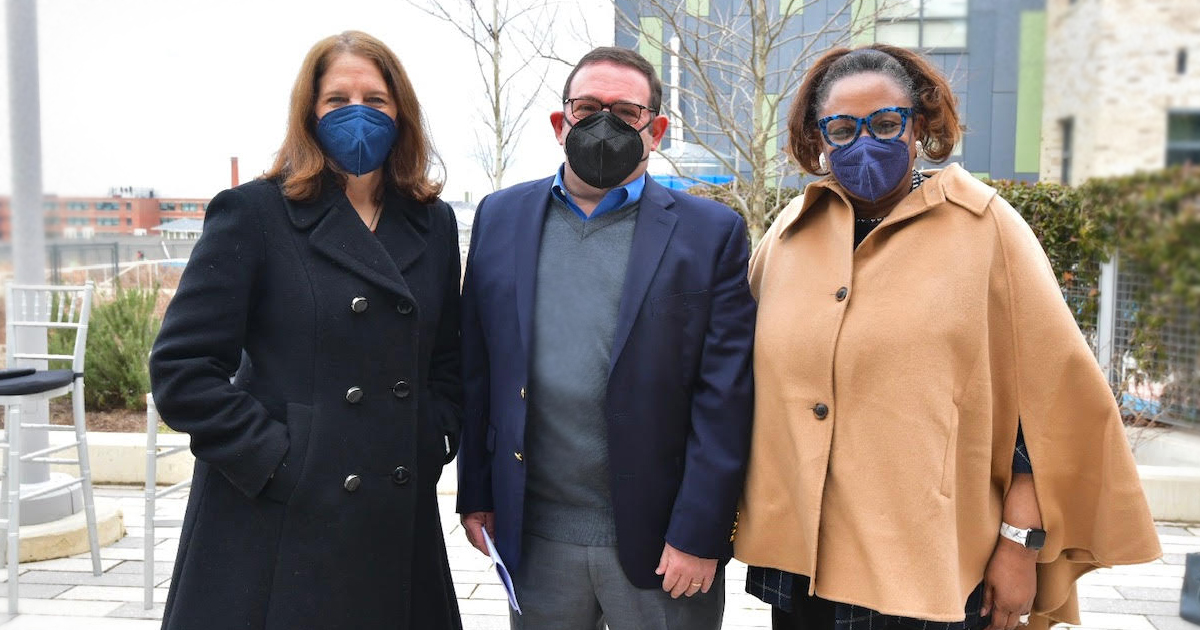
top-left (550, 110), bottom-right (567, 144)
top-left (647, 114), bottom-right (670, 150)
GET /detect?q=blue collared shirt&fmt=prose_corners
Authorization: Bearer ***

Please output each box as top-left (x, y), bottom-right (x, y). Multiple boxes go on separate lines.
top-left (551, 165), bottom-right (646, 220)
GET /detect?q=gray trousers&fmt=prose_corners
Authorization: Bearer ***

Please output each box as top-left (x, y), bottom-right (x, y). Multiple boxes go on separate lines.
top-left (509, 534), bottom-right (725, 630)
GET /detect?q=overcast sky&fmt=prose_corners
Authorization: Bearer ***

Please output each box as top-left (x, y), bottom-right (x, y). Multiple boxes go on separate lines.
top-left (0, 0), bottom-right (612, 201)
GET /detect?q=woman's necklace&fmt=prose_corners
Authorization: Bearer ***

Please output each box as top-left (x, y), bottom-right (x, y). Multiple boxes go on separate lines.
top-left (367, 203), bottom-right (382, 233)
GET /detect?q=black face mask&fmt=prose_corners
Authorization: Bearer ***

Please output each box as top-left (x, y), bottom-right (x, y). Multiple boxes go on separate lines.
top-left (564, 111), bottom-right (646, 189)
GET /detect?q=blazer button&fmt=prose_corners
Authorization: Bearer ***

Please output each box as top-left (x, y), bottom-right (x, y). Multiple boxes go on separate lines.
top-left (392, 380), bottom-right (411, 399)
top-left (519, 387), bottom-right (526, 400)
top-left (351, 297), bottom-right (369, 313)
top-left (345, 386), bottom-right (364, 404)
top-left (396, 301), bottom-right (414, 315)
top-left (835, 287), bottom-right (848, 301)
top-left (514, 451), bottom-right (524, 463)
top-left (392, 466), bottom-right (411, 486)
top-left (343, 474), bottom-right (362, 492)
top-left (813, 403), bottom-right (829, 420)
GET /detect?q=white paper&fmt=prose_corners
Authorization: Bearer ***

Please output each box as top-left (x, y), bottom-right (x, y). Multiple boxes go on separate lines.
top-left (482, 528), bottom-right (522, 614)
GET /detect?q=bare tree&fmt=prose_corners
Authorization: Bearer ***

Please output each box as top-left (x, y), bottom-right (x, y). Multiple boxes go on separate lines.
top-left (616, 0), bottom-right (877, 243)
top-left (408, 0), bottom-right (568, 191)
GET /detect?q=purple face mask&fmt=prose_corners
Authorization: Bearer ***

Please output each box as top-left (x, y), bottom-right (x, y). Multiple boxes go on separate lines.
top-left (828, 136), bottom-right (911, 202)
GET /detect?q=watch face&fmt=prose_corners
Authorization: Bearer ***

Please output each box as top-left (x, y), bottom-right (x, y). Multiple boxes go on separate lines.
top-left (1026, 528), bottom-right (1047, 550)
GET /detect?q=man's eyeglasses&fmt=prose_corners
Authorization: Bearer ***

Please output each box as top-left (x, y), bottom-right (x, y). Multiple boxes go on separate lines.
top-left (818, 106), bottom-right (913, 148)
top-left (564, 97), bottom-right (656, 129)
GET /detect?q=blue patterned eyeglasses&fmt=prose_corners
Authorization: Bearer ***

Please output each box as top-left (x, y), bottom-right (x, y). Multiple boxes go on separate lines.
top-left (818, 106), bottom-right (913, 148)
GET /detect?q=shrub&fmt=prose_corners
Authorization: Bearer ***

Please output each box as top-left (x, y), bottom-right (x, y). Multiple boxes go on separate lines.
top-left (51, 284), bottom-right (161, 411)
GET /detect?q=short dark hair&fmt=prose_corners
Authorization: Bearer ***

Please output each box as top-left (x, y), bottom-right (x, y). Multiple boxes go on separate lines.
top-left (787, 44), bottom-right (962, 175)
top-left (562, 46), bottom-right (663, 113)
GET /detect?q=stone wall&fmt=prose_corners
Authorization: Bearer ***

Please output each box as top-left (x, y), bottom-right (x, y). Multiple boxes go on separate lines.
top-left (1040, 0), bottom-right (1200, 184)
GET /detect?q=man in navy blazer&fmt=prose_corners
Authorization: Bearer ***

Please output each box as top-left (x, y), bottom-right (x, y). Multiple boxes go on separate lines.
top-left (457, 46), bottom-right (755, 630)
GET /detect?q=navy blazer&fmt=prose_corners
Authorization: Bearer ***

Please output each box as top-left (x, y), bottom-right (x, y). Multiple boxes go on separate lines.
top-left (457, 175), bottom-right (755, 588)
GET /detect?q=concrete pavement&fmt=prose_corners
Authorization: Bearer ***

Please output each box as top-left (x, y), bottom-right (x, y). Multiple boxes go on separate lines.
top-left (0, 486), bottom-right (1195, 629)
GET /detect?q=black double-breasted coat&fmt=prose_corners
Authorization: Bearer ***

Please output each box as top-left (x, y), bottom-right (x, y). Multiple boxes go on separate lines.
top-left (149, 176), bottom-right (463, 630)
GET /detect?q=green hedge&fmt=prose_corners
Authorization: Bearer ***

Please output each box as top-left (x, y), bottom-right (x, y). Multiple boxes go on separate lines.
top-left (691, 166), bottom-right (1200, 345)
top-left (51, 284), bottom-right (161, 411)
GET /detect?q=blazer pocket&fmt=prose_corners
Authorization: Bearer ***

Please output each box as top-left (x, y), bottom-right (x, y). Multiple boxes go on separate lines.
top-left (651, 290), bottom-right (711, 318)
top-left (261, 403), bottom-right (314, 504)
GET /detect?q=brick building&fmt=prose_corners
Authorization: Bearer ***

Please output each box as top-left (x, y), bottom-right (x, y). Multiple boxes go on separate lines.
top-left (0, 187), bottom-right (209, 241)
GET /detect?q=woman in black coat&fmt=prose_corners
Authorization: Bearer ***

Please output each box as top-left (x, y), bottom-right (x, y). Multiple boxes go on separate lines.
top-left (149, 31), bottom-right (463, 630)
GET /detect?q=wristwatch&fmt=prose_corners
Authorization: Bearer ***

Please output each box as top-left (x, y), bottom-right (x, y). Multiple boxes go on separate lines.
top-left (1000, 522), bottom-right (1046, 550)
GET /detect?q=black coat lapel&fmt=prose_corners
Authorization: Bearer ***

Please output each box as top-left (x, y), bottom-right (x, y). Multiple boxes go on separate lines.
top-left (284, 180), bottom-right (418, 301)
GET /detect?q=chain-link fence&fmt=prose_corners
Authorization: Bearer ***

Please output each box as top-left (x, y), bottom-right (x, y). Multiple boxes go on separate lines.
top-left (1099, 259), bottom-right (1200, 430)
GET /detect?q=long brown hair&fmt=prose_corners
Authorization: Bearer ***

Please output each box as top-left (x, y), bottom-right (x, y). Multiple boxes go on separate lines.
top-left (264, 31), bottom-right (443, 203)
top-left (787, 44), bottom-right (962, 175)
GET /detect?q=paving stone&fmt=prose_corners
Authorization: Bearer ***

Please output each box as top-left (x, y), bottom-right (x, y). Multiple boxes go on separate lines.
top-left (1075, 611), bottom-right (1158, 630)
top-left (1156, 535), bottom-right (1200, 546)
top-left (99, 547), bottom-right (151, 561)
top-left (106, 601), bottom-right (165, 619)
top-left (17, 557), bottom-right (122, 573)
top-left (470, 584), bottom-right (510, 600)
top-left (457, 597), bottom-right (509, 615)
top-left (107, 560), bottom-right (174, 576)
top-left (1102, 563), bottom-right (1186, 577)
top-left (58, 585), bottom-right (167, 604)
top-left (1163, 554), bottom-right (1188, 565)
top-left (461, 614), bottom-right (509, 630)
top-left (0, 583), bottom-right (71, 599)
top-left (1080, 598), bottom-right (1185, 616)
top-left (1147, 616), bottom-right (1200, 630)
top-left (1116, 586), bottom-right (1188, 602)
top-left (0, 597), bottom-right (124, 617)
top-left (1156, 525), bottom-right (1194, 537)
top-left (1, 614), bottom-right (161, 628)
top-left (1082, 574), bottom-right (1183, 589)
top-left (107, 537), bottom-right (149, 550)
top-left (17, 569), bottom-right (155, 589)
top-left (1079, 585), bottom-right (1125, 599)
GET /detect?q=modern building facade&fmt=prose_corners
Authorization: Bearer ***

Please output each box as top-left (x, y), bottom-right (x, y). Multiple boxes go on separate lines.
top-left (0, 187), bottom-right (209, 241)
top-left (1039, 0), bottom-right (1199, 185)
top-left (617, 0), bottom-right (1051, 184)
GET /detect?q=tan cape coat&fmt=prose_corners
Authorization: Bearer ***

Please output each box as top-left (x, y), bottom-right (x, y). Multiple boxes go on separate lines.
top-left (734, 164), bottom-right (1161, 628)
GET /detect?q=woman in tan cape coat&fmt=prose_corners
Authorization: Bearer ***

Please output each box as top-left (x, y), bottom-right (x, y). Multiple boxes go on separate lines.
top-left (734, 44), bottom-right (1160, 630)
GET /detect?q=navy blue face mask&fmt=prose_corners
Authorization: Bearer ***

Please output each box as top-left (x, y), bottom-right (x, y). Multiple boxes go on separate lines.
top-left (828, 136), bottom-right (911, 203)
top-left (315, 104), bottom-right (398, 176)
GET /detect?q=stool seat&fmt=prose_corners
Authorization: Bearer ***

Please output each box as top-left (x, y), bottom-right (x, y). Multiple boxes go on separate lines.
top-left (0, 369), bottom-right (75, 396)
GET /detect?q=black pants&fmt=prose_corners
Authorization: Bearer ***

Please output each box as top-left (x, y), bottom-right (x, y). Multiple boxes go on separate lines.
top-left (769, 575), bottom-right (834, 630)
top-left (770, 576), bottom-right (990, 630)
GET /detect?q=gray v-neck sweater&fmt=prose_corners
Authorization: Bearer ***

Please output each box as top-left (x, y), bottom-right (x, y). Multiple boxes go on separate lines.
top-left (523, 197), bottom-right (639, 546)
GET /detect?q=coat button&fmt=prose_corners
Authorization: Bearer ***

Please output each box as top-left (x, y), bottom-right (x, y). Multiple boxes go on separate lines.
top-left (396, 301), bottom-right (414, 315)
top-left (391, 380), bottom-right (411, 398)
top-left (835, 287), bottom-right (848, 301)
top-left (514, 451), bottom-right (524, 463)
top-left (345, 386), bottom-right (364, 404)
top-left (519, 387), bottom-right (526, 400)
top-left (813, 403), bottom-right (829, 420)
top-left (351, 297), bottom-right (369, 313)
top-left (343, 474), bottom-right (362, 492)
top-left (392, 466), bottom-right (411, 485)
